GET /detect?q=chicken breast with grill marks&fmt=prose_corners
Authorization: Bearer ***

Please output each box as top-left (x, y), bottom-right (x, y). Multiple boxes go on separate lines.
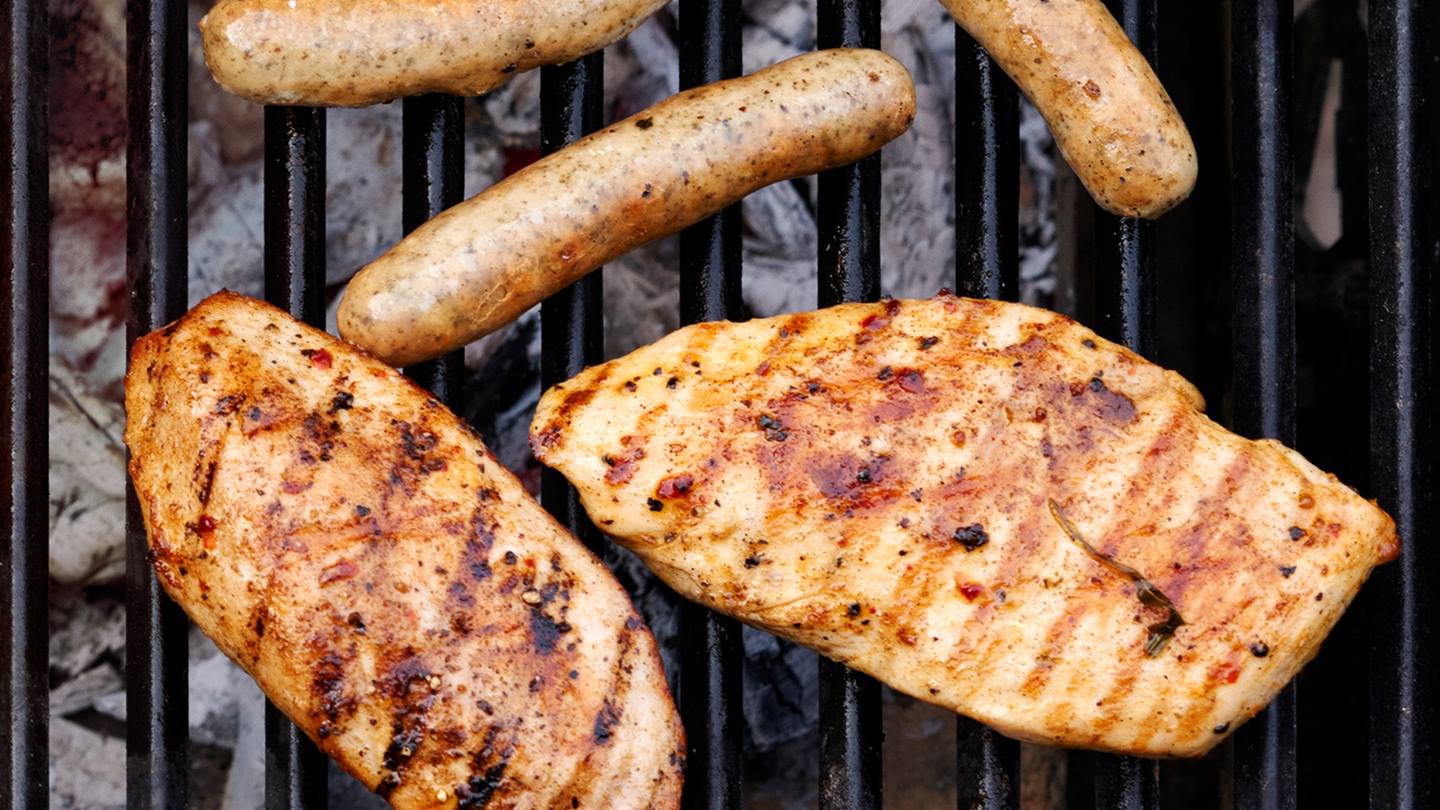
top-left (530, 293), bottom-right (1397, 757)
top-left (125, 292), bottom-right (683, 808)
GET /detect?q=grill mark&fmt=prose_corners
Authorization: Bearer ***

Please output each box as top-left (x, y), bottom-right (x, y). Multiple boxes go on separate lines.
top-left (547, 620), bottom-right (639, 802)
top-left (888, 526), bottom-right (948, 651)
top-left (631, 401), bottom-right (671, 443)
top-left (1021, 595), bottom-right (1092, 699)
top-left (546, 365), bottom-right (612, 431)
top-left (998, 373), bottom-right (1109, 700)
top-left (1087, 451), bottom-right (1257, 741)
top-left (963, 501), bottom-right (1048, 648)
top-left (1162, 593), bottom-right (1262, 748)
top-left (1019, 432), bottom-right (1175, 697)
top-left (1088, 663), bottom-right (1141, 738)
top-left (197, 459), bottom-right (218, 505)
top-left (1153, 449), bottom-right (1256, 595)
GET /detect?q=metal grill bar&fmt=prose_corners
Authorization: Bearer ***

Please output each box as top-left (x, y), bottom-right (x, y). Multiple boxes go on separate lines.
top-left (952, 24), bottom-right (1020, 810)
top-left (403, 95), bottom-right (467, 406)
top-left (1091, 0), bottom-right (1160, 806)
top-left (1, 0), bottom-right (49, 804)
top-left (677, 1), bottom-right (746, 807)
top-left (538, 55), bottom-right (607, 546)
top-left (126, 0), bottom-right (192, 803)
top-left (1367, 0), bottom-right (1434, 807)
top-left (816, 2), bottom-right (883, 808)
top-left (262, 104), bottom-right (330, 810)
top-left (1228, 1), bottom-right (1297, 807)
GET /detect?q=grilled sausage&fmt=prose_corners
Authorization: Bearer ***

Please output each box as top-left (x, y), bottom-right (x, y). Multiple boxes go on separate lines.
top-left (531, 295), bottom-right (1397, 757)
top-left (944, 0), bottom-right (1198, 218)
top-left (199, 0), bottom-right (668, 106)
top-left (337, 48), bottom-right (916, 367)
top-left (126, 292), bottom-right (685, 808)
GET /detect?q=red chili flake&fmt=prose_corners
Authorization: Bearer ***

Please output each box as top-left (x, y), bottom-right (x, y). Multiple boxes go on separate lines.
top-left (656, 474), bottom-right (694, 500)
top-left (319, 559), bottom-right (358, 586)
top-left (1209, 660), bottom-right (1243, 684)
top-left (959, 582), bottom-right (985, 602)
top-left (897, 627), bottom-right (918, 645)
top-left (196, 514), bottom-right (217, 534)
top-left (756, 361), bottom-right (771, 376)
top-left (897, 369), bottom-right (926, 394)
top-left (301, 348), bottom-right (333, 369)
top-left (603, 448), bottom-right (645, 485)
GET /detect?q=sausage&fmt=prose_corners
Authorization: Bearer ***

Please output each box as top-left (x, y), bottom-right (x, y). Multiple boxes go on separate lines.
top-left (199, 0), bottom-right (668, 106)
top-left (337, 48), bottom-right (917, 367)
top-left (942, 0), bottom-right (1198, 219)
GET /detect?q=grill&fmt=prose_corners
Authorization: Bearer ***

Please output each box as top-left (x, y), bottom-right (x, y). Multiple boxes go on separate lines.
top-left (3, 0), bottom-right (1435, 807)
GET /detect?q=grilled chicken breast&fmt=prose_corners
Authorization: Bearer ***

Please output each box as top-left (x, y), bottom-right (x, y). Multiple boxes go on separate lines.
top-left (531, 294), bottom-right (1396, 757)
top-left (126, 292), bottom-right (683, 808)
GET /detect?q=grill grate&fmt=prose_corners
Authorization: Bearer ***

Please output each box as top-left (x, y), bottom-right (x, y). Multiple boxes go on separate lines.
top-left (1228, 1), bottom-right (1298, 808)
top-left (261, 104), bottom-right (330, 808)
top-left (952, 22), bottom-right (1021, 810)
top-left (125, 0), bottom-right (193, 804)
top-left (816, 2), bottom-right (885, 808)
top-left (1086, 1), bottom-right (1161, 807)
top-left (1, 0), bottom-right (1433, 807)
top-left (2, 0), bottom-right (50, 805)
top-left (1365, 1), bottom-right (1434, 806)
top-left (402, 94), bottom-right (468, 407)
top-left (675, 1), bottom-right (746, 808)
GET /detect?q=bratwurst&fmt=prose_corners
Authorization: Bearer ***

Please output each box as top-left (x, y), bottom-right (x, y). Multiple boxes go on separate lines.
top-left (338, 48), bottom-right (916, 367)
top-left (200, 0), bottom-right (668, 106)
top-left (944, 0), bottom-right (1198, 218)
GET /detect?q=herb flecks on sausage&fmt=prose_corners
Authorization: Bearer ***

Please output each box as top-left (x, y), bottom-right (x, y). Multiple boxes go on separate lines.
top-left (338, 49), bottom-right (915, 367)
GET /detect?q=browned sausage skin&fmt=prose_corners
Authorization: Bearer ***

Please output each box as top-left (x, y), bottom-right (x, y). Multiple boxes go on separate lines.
top-left (942, 0), bottom-right (1198, 218)
top-left (200, 0), bottom-right (669, 107)
top-left (338, 48), bottom-right (917, 368)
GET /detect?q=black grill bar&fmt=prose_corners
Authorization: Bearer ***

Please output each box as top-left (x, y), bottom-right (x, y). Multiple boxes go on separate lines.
top-left (538, 56), bottom-right (607, 544)
top-left (126, 0), bottom-right (192, 803)
top-left (1227, 0), bottom-right (1297, 807)
top-left (1, 0), bottom-right (49, 804)
top-left (1091, 1), bottom-right (1160, 807)
top-left (403, 95), bottom-right (467, 407)
top-left (262, 104), bottom-right (330, 810)
top-left (952, 25), bottom-right (1020, 810)
top-left (816, 2), bottom-right (883, 808)
top-left (1367, 1), bottom-right (1434, 807)
top-left (677, 1), bottom-right (746, 807)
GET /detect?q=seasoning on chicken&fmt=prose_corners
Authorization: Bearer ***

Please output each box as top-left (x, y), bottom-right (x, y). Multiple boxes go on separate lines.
top-left (126, 292), bottom-right (683, 808)
top-left (531, 293), bottom-right (1397, 757)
